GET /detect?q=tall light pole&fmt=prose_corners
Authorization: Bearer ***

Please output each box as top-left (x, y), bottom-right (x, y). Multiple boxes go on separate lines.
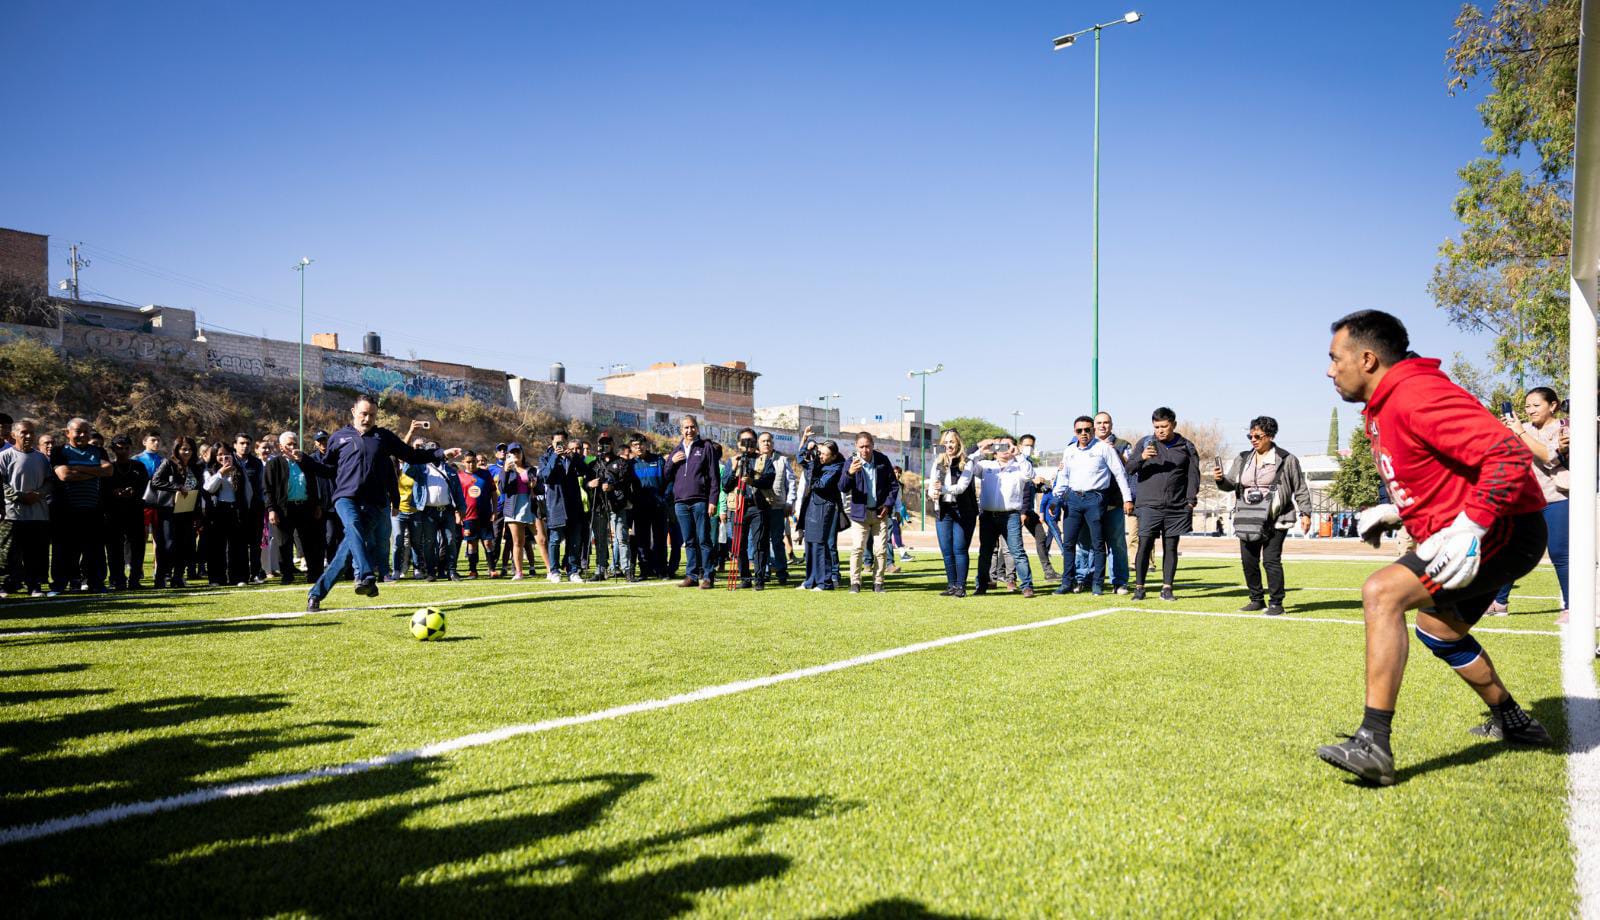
top-left (294, 257), bottom-right (314, 446)
top-left (896, 394), bottom-right (911, 438)
top-left (906, 364), bottom-right (943, 531)
top-left (1012, 409), bottom-right (1024, 436)
top-left (818, 393), bottom-right (841, 435)
top-left (1054, 10), bottom-right (1142, 414)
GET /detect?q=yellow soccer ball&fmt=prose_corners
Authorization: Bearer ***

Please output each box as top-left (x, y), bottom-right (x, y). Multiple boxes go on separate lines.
top-left (410, 607), bottom-right (446, 641)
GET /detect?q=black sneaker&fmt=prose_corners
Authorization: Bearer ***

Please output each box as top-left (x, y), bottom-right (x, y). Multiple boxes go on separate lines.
top-left (873, 581), bottom-right (885, 594)
top-left (354, 577), bottom-right (379, 598)
top-left (1159, 587), bottom-right (1175, 602)
top-left (1239, 600), bottom-right (1266, 612)
top-left (1071, 582), bottom-right (1085, 594)
top-left (1053, 583), bottom-right (1070, 595)
top-left (1131, 586), bottom-right (1146, 601)
top-left (952, 587), bottom-right (966, 598)
top-left (1469, 712), bottom-right (1555, 745)
top-left (1265, 604), bottom-right (1286, 617)
top-left (306, 596), bottom-right (321, 613)
top-left (754, 581), bottom-right (765, 591)
top-left (939, 586), bottom-right (956, 596)
top-left (1316, 728), bottom-right (1396, 786)
top-left (849, 582), bottom-right (861, 594)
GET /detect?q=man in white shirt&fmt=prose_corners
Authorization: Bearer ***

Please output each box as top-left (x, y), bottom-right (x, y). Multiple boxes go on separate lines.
top-left (969, 437), bottom-right (1037, 598)
top-left (1052, 415), bottom-right (1135, 596)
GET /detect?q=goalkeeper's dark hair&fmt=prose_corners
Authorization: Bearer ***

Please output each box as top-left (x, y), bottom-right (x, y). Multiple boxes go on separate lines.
top-left (1331, 310), bottom-right (1409, 365)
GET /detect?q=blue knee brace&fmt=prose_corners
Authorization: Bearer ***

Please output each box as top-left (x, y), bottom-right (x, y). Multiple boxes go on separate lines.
top-left (1415, 626), bottom-right (1483, 669)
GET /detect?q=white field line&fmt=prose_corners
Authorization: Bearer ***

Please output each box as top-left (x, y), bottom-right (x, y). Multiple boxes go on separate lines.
top-left (1561, 620), bottom-right (1600, 919)
top-left (1123, 606), bottom-right (1559, 637)
top-left (0, 580), bottom-right (675, 639)
top-left (0, 607), bottom-right (1121, 845)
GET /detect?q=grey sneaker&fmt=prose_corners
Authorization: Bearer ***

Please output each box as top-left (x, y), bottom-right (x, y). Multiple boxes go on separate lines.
top-left (1239, 600), bottom-right (1266, 612)
top-left (1468, 711), bottom-right (1555, 745)
top-left (1159, 587), bottom-right (1175, 602)
top-left (1317, 728), bottom-right (1395, 786)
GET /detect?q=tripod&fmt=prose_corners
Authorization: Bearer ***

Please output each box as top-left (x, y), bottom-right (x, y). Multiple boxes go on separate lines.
top-left (726, 486), bottom-right (747, 590)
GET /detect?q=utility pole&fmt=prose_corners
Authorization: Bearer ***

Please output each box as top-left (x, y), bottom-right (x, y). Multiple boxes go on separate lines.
top-left (294, 257), bottom-right (314, 447)
top-left (906, 364), bottom-right (944, 530)
top-left (63, 243), bottom-right (89, 300)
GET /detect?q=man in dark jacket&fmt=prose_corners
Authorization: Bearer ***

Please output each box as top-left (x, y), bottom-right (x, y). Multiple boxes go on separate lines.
top-left (309, 430), bottom-right (340, 566)
top-left (232, 433), bottom-right (268, 583)
top-left (1125, 406), bottom-right (1201, 601)
top-left (840, 431), bottom-right (901, 593)
top-left (592, 433), bottom-right (638, 581)
top-left (539, 431), bottom-right (587, 582)
top-left (666, 415), bottom-right (722, 589)
top-left (629, 434), bottom-right (669, 579)
top-left (296, 394), bottom-right (460, 610)
top-left (265, 430), bottom-right (324, 585)
top-left (104, 435), bottom-right (150, 590)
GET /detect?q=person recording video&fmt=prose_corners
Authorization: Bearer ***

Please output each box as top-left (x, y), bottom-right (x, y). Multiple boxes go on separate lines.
top-left (839, 431), bottom-right (900, 594)
top-left (720, 427), bottom-right (774, 589)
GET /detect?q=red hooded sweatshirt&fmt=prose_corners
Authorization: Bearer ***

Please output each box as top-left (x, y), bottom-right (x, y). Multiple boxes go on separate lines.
top-left (1363, 357), bottom-right (1544, 547)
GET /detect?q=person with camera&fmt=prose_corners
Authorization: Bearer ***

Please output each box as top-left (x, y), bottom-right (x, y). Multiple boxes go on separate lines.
top-left (297, 395), bottom-right (461, 611)
top-left (969, 436), bottom-right (1037, 598)
top-left (926, 428), bottom-right (977, 596)
top-left (406, 440), bottom-right (466, 581)
top-left (753, 431), bottom-right (796, 586)
top-left (838, 431), bottom-right (900, 594)
top-left (539, 431), bottom-right (587, 583)
top-left (1490, 387), bottom-right (1571, 620)
top-left (718, 428), bottom-right (775, 589)
top-left (1051, 416), bottom-right (1134, 596)
top-left (201, 442), bottom-right (253, 587)
top-left (590, 433), bottom-right (638, 581)
top-left (1126, 407), bottom-right (1200, 602)
top-left (1212, 416), bottom-right (1312, 616)
top-left (796, 426), bottom-right (846, 590)
top-left (667, 415), bottom-right (722, 589)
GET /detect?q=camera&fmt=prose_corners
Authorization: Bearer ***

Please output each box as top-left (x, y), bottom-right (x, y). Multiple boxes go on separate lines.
top-left (1243, 488), bottom-right (1266, 505)
top-left (992, 440), bottom-right (1013, 454)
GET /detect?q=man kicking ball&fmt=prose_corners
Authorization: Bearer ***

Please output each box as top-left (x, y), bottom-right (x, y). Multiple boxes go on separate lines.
top-left (1318, 309), bottom-right (1554, 785)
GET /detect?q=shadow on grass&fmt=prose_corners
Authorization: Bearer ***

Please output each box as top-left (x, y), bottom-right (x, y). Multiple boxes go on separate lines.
top-left (1335, 697), bottom-right (1573, 787)
top-left (10, 762), bottom-right (863, 919)
top-left (818, 898), bottom-right (992, 919)
top-left (3, 619), bottom-right (341, 648)
top-left (0, 663), bottom-right (91, 678)
top-left (0, 690), bottom-right (372, 827)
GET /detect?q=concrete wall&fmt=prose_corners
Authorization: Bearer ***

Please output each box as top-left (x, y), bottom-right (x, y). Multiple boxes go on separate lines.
top-left (61, 322), bottom-right (204, 369)
top-left (511, 377), bottom-right (594, 420)
top-left (323, 350), bottom-right (508, 406)
top-left (203, 330), bottom-right (323, 382)
top-left (0, 321), bottom-right (63, 348)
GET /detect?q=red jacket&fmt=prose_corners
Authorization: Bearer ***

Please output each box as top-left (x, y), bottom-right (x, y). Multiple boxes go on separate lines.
top-left (1363, 357), bottom-right (1544, 544)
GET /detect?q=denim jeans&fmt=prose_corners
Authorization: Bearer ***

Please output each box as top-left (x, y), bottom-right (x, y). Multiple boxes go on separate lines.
top-left (674, 501), bottom-right (712, 582)
top-left (609, 510), bottom-right (631, 575)
top-left (547, 523), bottom-right (574, 576)
top-left (1495, 498), bottom-right (1571, 608)
top-left (729, 506), bottom-right (768, 582)
top-left (1060, 490), bottom-right (1106, 591)
top-left (312, 497), bottom-right (386, 601)
top-left (1075, 502), bottom-right (1129, 588)
top-left (760, 508), bottom-right (789, 582)
top-left (392, 512), bottom-right (417, 577)
top-left (935, 512), bottom-right (974, 588)
top-left (977, 510), bottom-right (1031, 590)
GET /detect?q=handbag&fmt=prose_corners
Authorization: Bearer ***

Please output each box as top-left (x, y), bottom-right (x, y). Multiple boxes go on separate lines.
top-left (1232, 492), bottom-right (1274, 543)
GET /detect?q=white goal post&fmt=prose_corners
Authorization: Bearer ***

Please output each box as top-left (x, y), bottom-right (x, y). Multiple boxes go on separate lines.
top-left (1569, 0), bottom-right (1599, 654)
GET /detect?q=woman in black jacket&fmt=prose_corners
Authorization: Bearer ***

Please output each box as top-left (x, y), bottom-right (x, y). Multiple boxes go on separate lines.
top-left (202, 442), bottom-right (252, 586)
top-left (149, 436), bottom-right (205, 589)
top-left (796, 430), bottom-right (845, 591)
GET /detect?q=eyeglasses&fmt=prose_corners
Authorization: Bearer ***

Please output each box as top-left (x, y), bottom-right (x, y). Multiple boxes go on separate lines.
top-left (1074, 427), bottom-right (1092, 434)
top-left (1247, 433), bottom-right (1267, 440)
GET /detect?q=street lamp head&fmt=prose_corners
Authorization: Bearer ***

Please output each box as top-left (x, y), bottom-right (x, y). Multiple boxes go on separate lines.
top-left (933, 363), bottom-right (943, 373)
top-left (1052, 34), bottom-right (1076, 50)
top-left (1124, 11), bottom-right (1141, 23)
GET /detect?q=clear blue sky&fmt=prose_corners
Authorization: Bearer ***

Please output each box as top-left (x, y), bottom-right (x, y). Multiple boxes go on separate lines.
top-left (4, 0), bottom-right (1506, 455)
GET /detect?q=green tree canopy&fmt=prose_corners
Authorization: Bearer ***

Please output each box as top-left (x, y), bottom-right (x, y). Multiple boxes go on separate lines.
top-left (1327, 408), bottom-right (1339, 455)
top-left (1431, 0), bottom-right (1578, 388)
top-left (1328, 427), bottom-right (1381, 510)
top-left (936, 416), bottom-right (1011, 447)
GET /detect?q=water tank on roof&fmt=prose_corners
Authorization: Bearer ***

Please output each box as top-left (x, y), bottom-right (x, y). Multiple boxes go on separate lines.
top-left (363, 331), bottom-right (382, 355)
top-left (550, 362), bottom-right (566, 383)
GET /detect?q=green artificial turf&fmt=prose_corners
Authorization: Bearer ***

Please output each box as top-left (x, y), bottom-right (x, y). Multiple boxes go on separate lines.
top-left (0, 555), bottom-right (1573, 917)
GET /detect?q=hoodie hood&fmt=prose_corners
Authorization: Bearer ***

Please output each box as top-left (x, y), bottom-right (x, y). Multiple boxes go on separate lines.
top-left (1365, 357), bottom-right (1444, 416)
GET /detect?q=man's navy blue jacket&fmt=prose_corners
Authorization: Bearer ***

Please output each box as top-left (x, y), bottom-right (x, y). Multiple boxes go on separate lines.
top-left (839, 449), bottom-right (900, 523)
top-left (301, 426), bottom-right (443, 507)
top-left (538, 448), bottom-right (585, 528)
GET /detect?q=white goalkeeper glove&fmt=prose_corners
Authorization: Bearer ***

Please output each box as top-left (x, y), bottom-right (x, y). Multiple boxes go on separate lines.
top-left (1415, 511), bottom-right (1488, 591)
top-left (1355, 503), bottom-right (1402, 549)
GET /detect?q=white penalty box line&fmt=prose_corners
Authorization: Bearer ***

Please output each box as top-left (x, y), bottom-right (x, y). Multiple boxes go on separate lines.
top-left (0, 604), bottom-right (1562, 846)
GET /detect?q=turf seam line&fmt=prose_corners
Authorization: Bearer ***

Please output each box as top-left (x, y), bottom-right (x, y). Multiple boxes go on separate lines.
top-left (1123, 607), bottom-right (1560, 637)
top-left (0, 580), bottom-right (676, 639)
top-left (0, 607), bottom-right (1119, 845)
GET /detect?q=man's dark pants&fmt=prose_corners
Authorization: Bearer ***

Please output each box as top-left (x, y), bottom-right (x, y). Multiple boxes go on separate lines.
top-left (106, 504), bottom-right (147, 588)
top-left (51, 507), bottom-right (107, 591)
top-left (278, 502), bottom-right (325, 583)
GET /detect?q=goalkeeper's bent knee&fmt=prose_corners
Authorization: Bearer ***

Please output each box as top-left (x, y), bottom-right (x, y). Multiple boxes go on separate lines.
top-left (1415, 625), bottom-right (1483, 670)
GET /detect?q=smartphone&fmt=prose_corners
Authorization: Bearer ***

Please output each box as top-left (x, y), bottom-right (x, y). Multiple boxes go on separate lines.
top-left (1500, 401), bottom-right (1513, 418)
top-left (993, 440), bottom-right (1013, 454)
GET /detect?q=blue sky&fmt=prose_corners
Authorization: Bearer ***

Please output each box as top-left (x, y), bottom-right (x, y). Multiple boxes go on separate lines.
top-left (4, 1), bottom-right (1507, 455)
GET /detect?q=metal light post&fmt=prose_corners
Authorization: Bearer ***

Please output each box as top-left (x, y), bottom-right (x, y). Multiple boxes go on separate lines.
top-left (1012, 410), bottom-right (1024, 436)
top-left (906, 364), bottom-right (943, 531)
top-left (1054, 10), bottom-right (1142, 414)
top-left (294, 257), bottom-right (314, 446)
top-left (818, 393), bottom-right (841, 435)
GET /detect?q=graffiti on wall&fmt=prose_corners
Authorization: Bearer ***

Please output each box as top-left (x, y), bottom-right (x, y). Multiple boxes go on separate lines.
top-left (323, 355), bottom-right (505, 405)
top-left (594, 409), bottom-right (643, 431)
top-left (208, 350), bottom-right (265, 376)
top-left (65, 325), bottom-right (199, 367)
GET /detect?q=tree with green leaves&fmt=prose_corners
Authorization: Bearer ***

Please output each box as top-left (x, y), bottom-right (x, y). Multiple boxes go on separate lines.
top-left (1431, 0), bottom-right (1578, 390)
top-left (1327, 408), bottom-right (1339, 455)
top-left (1328, 427), bottom-right (1382, 510)
top-left (936, 416), bottom-right (1011, 447)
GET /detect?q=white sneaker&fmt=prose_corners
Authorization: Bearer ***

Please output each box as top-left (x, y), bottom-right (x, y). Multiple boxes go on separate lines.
top-left (1114, 586), bottom-right (1129, 595)
top-left (569, 573), bottom-right (585, 584)
top-left (45, 590), bottom-right (60, 597)
top-left (32, 590), bottom-right (46, 598)
top-left (547, 573), bottom-right (561, 584)
top-left (0, 590), bottom-right (7, 600)
top-left (510, 574), bottom-right (524, 581)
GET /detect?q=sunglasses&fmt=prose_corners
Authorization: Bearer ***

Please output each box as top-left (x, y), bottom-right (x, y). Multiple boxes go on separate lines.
top-left (1247, 433), bottom-right (1267, 440)
top-left (1074, 427), bottom-right (1092, 434)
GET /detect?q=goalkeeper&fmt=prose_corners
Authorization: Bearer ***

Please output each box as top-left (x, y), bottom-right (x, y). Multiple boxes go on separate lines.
top-left (1319, 310), bottom-right (1554, 786)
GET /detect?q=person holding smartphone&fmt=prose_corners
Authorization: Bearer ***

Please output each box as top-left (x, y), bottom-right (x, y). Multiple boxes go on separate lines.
top-left (1125, 407), bottom-right (1201, 602)
top-left (838, 431), bottom-right (900, 593)
top-left (1490, 386), bottom-right (1571, 619)
top-left (665, 415), bottom-right (723, 589)
top-left (968, 436), bottom-right (1037, 598)
top-left (1211, 416), bottom-right (1313, 616)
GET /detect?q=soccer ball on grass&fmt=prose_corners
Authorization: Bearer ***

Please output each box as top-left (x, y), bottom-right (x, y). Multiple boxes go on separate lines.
top-left (410, 607), bottom-right (446, 641)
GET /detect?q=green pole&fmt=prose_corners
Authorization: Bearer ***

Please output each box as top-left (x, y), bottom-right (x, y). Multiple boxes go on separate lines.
top-left (919, 372), bottom-right (928, 532)
top-left (1091, 25), bottom-right (1101, 415)
top-left (297, 263), bottom-right (306, 447)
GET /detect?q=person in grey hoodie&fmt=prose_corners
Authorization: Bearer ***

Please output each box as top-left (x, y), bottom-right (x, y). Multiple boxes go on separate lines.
top-left (1125, 406), bottom-right (1200, 601)
top-left (1212, 415), bottom-right (1313, 616)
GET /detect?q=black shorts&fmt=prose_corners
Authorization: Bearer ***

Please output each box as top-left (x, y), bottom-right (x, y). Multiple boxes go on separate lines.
top-left (1135, 506), bottom-right (1192, 539)
top-left (1396, 511), bottom-right (1547, 625)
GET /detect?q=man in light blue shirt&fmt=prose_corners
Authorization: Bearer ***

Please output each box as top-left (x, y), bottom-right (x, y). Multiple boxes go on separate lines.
top-left (1052, 415), bottom-right (1134, 596)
